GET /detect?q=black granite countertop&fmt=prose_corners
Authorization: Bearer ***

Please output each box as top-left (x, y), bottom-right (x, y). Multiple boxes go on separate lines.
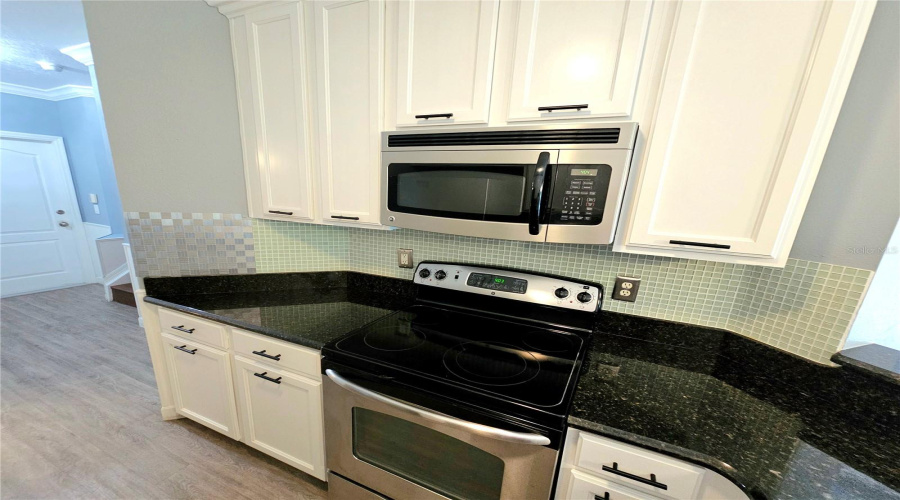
top-left (832, 344), bottom-right (900, 385)
top-left (144, 271), bottom-right (899, 499)
top-left (570, 314), bottom-right (900, 500)
top-left (144, 272), bottom-right (414, 350)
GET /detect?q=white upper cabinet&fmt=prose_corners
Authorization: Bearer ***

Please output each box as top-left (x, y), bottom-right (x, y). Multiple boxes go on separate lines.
top-left (504, 0), bottom-right (653, 122)
top-left (617, 0), bottom-right (875, 266)
top-left (242, 2), bottom-right (316, 221)
top-left (313, 0), bottom-right (383, 225)
top-left (394, 0), bottom-right (500, 127)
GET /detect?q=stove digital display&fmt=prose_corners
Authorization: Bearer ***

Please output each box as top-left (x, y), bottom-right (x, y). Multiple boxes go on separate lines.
top-left (466, 273), bottom-right (527, 294)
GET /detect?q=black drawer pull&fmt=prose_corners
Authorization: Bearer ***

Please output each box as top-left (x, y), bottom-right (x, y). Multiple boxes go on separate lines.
top-left (602, 462), bottom-right (667, 490)
top-left (174, 345), bottom-right (197, 355)
top-left (254, 372), bottom-right (282, 384)
top-left (252, 349), bottom-right (282, 361)
top-left (594, 493), bottom-right (609, 500)
top-left (171, 325), bottom-right (195, 334)
top-left (538, 104), bottom-right (588, 112)
top-left (331, 215), bottom-right (360, 221)
top-left (415, 113), bottom-right (453, 120)
top-left (268, 210), bottom-right (294, 216)
top-left (669, 240), bottom-right (731, 250)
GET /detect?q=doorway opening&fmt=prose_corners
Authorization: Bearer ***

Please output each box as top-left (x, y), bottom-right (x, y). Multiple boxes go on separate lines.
top-left (0, 0), bottom-right (133, 304)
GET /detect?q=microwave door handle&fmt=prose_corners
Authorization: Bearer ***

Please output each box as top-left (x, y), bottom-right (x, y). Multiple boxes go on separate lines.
top-left (325, 369), bottom-right (551, 446)
top-left (529, 152), bottom-right (551, 235)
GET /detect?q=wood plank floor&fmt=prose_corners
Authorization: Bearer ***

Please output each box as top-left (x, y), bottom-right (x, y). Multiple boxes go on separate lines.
top-left (1, 285), bottom-right (328, 500)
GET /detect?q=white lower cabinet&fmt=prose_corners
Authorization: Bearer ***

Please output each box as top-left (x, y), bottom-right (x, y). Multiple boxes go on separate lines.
top-left (160, 332), bottom-right (241, 440)
top-left (150, 307), bottom-right (327, 480)
top-left (556, 429), bottom-right (749, 500)
top-left (233, 356), bottom-right (326, 480)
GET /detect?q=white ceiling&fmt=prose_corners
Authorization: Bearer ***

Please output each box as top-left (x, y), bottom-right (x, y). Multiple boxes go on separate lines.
top-left (0, 1), bottom-right (93, 89)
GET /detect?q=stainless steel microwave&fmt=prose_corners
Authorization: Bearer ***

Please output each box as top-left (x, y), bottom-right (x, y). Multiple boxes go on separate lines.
top-left (381, 123), bottom-right (638, 244)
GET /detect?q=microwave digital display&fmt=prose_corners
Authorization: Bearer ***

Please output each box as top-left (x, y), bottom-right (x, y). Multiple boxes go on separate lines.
top-left (466, 273), bottom-right (527, 294)
top-left (571, 168), bottom-right (599, 176)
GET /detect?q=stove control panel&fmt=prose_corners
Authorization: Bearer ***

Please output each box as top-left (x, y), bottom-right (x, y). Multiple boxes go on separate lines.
top-left (413, 262), bottom-right (601, 312)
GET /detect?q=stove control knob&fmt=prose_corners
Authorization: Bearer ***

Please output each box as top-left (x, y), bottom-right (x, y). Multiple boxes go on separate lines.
top-left (577, 291), bottom-right (593, 303)
top-left (419, 269), bottom-right (431, 279)
top-left (434, 270), bottom-right (447, 280)
top-left (555, 287), bottom-right (569, 299)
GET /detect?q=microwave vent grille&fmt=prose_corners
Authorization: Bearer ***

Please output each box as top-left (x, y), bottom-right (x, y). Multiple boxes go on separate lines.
top-left (388, 128), bottom-right (621, 147)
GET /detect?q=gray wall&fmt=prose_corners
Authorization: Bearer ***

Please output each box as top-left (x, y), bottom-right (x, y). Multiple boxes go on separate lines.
top-left (790, 0), bottom-right (900, 270)
top-left (83, 0), bottom-right (247, 215)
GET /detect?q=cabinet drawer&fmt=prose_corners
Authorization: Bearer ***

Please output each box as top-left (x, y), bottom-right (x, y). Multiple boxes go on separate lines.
top-left (158, 308), bottom-right (228, 349)
top-left (565, 469), bottom-right (658, 500)
top-left (575, 433), bottom-right (704, 499)
top-left (232, 329), bottom-right (321, 381)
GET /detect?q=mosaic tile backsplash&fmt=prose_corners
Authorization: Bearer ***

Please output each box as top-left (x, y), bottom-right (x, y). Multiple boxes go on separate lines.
top-left (126, 212), bottom-right (255, 278)
top-left (127, 214), bottom-right (872, 364)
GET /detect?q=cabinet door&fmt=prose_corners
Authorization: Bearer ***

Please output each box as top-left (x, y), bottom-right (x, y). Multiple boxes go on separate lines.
top-left (233, 356), bottom-right (325, 480)
top-left (314, 0), bottom-right (383, 225)
top-left (620, 0), bottom-right (875, 265)
top-left (245, 2), bottom-right (316, 221)
top-left (395, 0), bottom-right (500, 127)
top-left (506, 0), bottom-right (652, 122)
top-left (161, 333), bottom-right (240, 439)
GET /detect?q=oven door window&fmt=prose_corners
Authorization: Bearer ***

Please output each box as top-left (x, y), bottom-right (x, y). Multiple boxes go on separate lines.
top-left (352, 407), bottom-right (505, 500)
top-left (388, 164), bottom-right (533, 222)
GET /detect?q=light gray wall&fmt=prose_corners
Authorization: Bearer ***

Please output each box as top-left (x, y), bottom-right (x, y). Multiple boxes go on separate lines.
top-left (82, 0), bottom-right (247, 215)
top-left (790, 0), bottom-right (900, 270)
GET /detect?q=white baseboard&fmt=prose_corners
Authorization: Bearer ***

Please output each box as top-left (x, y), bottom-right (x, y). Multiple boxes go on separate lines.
top-left (161, 406), bottom-right (182, 420)
top-left (103, 264), bottom-right (131, 302)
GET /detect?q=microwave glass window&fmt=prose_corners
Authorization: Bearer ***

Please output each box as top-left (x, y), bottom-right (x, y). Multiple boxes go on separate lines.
top-left (389, 164), bottom-right (533, 222)
top-left (352, 407), bottom-right (505, 500)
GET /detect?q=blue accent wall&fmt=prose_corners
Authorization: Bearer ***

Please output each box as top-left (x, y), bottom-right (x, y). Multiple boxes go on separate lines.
top-left (0, 93), bottom-right (125, 235)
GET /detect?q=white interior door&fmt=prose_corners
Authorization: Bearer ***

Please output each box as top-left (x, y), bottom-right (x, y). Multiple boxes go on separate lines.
top-left (1, 133), bottom-right (92, 297)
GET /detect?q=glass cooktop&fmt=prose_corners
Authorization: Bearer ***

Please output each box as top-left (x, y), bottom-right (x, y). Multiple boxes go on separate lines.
top-left (332, 305), bottom-right (584, 408)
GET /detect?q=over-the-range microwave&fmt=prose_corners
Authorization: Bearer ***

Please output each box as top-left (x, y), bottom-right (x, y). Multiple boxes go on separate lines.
top-left (381, 123), bottom-right (638, 244)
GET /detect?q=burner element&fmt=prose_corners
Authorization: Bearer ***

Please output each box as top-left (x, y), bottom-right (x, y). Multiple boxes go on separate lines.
top-left (363, 325), bottom-right (426, 351)
top-left (444, 342), bottom-right (540, 386)
top-left (523, 330), bottom-right (576, 353)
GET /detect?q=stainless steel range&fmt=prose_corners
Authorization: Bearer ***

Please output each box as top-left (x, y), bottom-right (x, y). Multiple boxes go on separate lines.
top-left (321, 262), bottom-right (601, 500)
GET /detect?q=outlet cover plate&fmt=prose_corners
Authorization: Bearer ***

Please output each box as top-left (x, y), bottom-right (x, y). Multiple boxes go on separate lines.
top-left (613, 276), bottom-right (641, 302)
top-left (398, 248), bottom-right (413, 268)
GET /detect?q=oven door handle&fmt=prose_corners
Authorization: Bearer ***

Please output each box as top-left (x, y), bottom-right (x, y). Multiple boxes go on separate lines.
top-left (325, 369), bottom-right (551, 446)
top-left (528, 152), bottom-right (551, 236)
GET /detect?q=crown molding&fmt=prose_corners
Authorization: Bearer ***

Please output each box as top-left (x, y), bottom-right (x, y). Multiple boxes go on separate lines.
top-left (0, 82), bottom-right (95, 101)
top-left (206, 0), bottom-right (292, 18)
top-left (60, 42), bottom-right (94, 66)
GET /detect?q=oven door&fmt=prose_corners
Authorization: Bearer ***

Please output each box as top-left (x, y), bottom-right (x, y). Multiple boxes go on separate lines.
top-left (323, 369), bottom-right (560, 500)
top-left (382, 150), bottom-right (560, 242)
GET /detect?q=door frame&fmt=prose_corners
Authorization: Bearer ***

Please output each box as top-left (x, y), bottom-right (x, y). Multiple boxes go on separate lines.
top-left (1, 130), bottom-right (96, 295)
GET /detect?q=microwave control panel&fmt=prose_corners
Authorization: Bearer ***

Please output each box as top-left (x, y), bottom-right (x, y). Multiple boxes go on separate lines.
top-left (547, 165), bottom-right (612, 225)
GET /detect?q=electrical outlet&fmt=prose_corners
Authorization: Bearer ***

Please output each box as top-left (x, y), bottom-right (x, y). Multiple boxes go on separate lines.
top-left (397, 248), bottom-right (413, 268)
top-left (612, 276), bottom-right (641, 302)
top-left (93, 205), bottom-right (100, 214)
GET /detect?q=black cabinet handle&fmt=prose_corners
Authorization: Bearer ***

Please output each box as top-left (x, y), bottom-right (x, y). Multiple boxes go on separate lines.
top-left (538, 104), bottom-right (588, 112)
top-left (174, 345), bottom-right (197, 355)
top-left (602, 462), bottom-right (667, 490)
top-left (254, 371), bottom-right (282, 384)
top-left (594, 493), bottom-right (610, 500)
top-left (331, 215), bottom-right (360, 221)
top-left (252, 349), bottom-right (282, 361)
top-left (171, 325), bottom-right (195, 334)
top-left (268, 210), bottom-right (294, 216)
top-left (669, 240), bottom-right (731, 250)
top-left (415, 113), bottom-right (453, 120)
